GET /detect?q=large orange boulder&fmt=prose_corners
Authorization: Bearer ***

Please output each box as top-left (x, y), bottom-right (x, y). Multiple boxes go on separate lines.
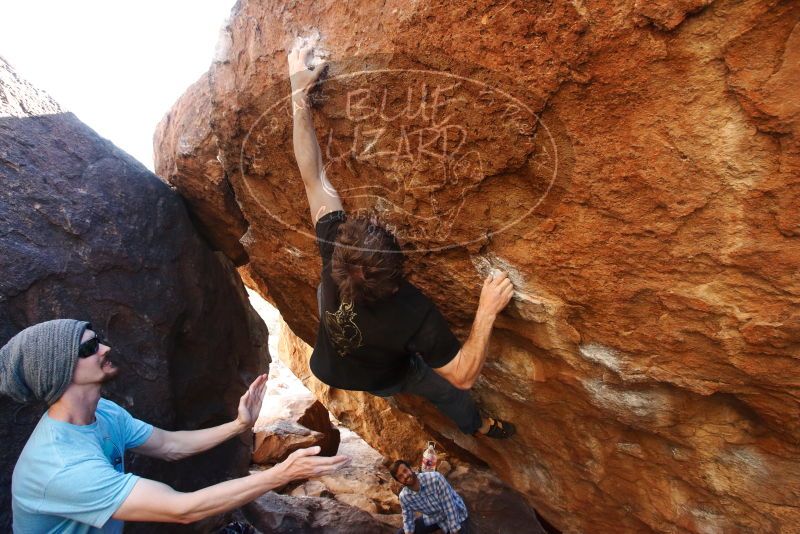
top-left (155, 1), bottom-right (800, 532)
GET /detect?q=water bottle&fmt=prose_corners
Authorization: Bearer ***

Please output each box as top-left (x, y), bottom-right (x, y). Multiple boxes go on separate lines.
top-left (421, 441), bottom-right (438, 472)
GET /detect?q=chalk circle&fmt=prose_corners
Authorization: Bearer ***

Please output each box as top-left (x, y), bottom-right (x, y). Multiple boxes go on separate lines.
top-left (239, 65), bottom-right (561, 254)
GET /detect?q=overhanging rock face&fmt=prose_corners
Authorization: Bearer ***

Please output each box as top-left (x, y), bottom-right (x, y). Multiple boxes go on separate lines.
top-left (154, 1), bottom-right (800, 532)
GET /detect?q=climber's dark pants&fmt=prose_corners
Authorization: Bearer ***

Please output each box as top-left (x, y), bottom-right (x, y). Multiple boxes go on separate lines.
top-left (368, 354), bottom-right (483, 435)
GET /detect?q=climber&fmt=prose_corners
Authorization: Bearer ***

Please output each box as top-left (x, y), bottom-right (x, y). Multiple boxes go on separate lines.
top-left (0, 319), bottom-right (350, 532)
top-left (288, 43), bottom-right (515, 439)
top-left (390, 459), bottom-right (470, 534)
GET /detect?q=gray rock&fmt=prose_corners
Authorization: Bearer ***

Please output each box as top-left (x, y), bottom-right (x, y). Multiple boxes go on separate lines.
top-left (449, 467), bottom-right (548, 534)
top-left (0, 57), bottom-right (269, 533)
top-left (243, 492), bottom-right (396, 533)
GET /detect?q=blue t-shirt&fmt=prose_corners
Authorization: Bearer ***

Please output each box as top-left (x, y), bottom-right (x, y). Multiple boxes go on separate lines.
top-left (12, 398), bottom-right (154, 533)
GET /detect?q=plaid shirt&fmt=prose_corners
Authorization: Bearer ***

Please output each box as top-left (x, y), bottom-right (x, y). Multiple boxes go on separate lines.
top-left (399, 471), bottom-right (468, 533)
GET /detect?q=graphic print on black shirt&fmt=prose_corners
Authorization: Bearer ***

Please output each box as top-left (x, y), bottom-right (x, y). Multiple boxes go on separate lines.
top-left (324, 300), bottom-right (363, 356)
top-left (312, 210), bottom-right (462, 391)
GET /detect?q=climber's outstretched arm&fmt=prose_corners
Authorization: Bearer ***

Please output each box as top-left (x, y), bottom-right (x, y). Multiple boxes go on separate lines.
top-left (434, 271), bottom-right (514, 390)
top-left (288, 44), bottom-right (342, 224)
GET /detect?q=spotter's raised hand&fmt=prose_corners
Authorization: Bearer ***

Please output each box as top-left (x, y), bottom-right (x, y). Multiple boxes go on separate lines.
top-left (235, 373), bottom-right (268, 431)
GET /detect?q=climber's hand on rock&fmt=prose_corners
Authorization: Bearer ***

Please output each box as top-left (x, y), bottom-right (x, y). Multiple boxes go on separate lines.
top-left (477, 270), bottom-right (514, 318)
top-left (288, 44), bottom-right (326, 100)
top-left (274, 446), bottom-right (350, 485)
top-left (235, 373), bottom-right (268, 432)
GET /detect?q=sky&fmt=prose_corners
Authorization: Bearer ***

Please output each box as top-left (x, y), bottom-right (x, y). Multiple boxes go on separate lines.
top-left (0, 1), bottom-right (236, 170)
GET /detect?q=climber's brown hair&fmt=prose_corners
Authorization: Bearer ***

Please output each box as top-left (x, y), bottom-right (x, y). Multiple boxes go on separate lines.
top-left (331, 217), bottom-right (404, 305)
top-left (389, 459), bottom-right (412, 480)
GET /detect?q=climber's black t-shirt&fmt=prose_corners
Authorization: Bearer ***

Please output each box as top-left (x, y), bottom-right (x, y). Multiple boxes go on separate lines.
top-left (310, 210), bottom-right (461, 391)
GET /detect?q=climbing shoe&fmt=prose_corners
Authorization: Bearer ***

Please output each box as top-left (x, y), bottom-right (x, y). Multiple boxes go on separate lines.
top-left (476, 417), bottom-right (516, 439)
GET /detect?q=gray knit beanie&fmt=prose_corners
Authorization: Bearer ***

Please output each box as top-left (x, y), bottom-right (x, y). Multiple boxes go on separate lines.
top-left (0, 319), bottom-right (90, 405)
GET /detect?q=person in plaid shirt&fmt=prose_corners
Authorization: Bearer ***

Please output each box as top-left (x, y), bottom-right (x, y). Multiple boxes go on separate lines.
top-left (390, 460), bottom-right (470, 534)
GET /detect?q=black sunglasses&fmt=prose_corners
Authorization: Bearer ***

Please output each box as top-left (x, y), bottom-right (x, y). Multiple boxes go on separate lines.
top-left (78, 336), bottom-right (106, 358)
